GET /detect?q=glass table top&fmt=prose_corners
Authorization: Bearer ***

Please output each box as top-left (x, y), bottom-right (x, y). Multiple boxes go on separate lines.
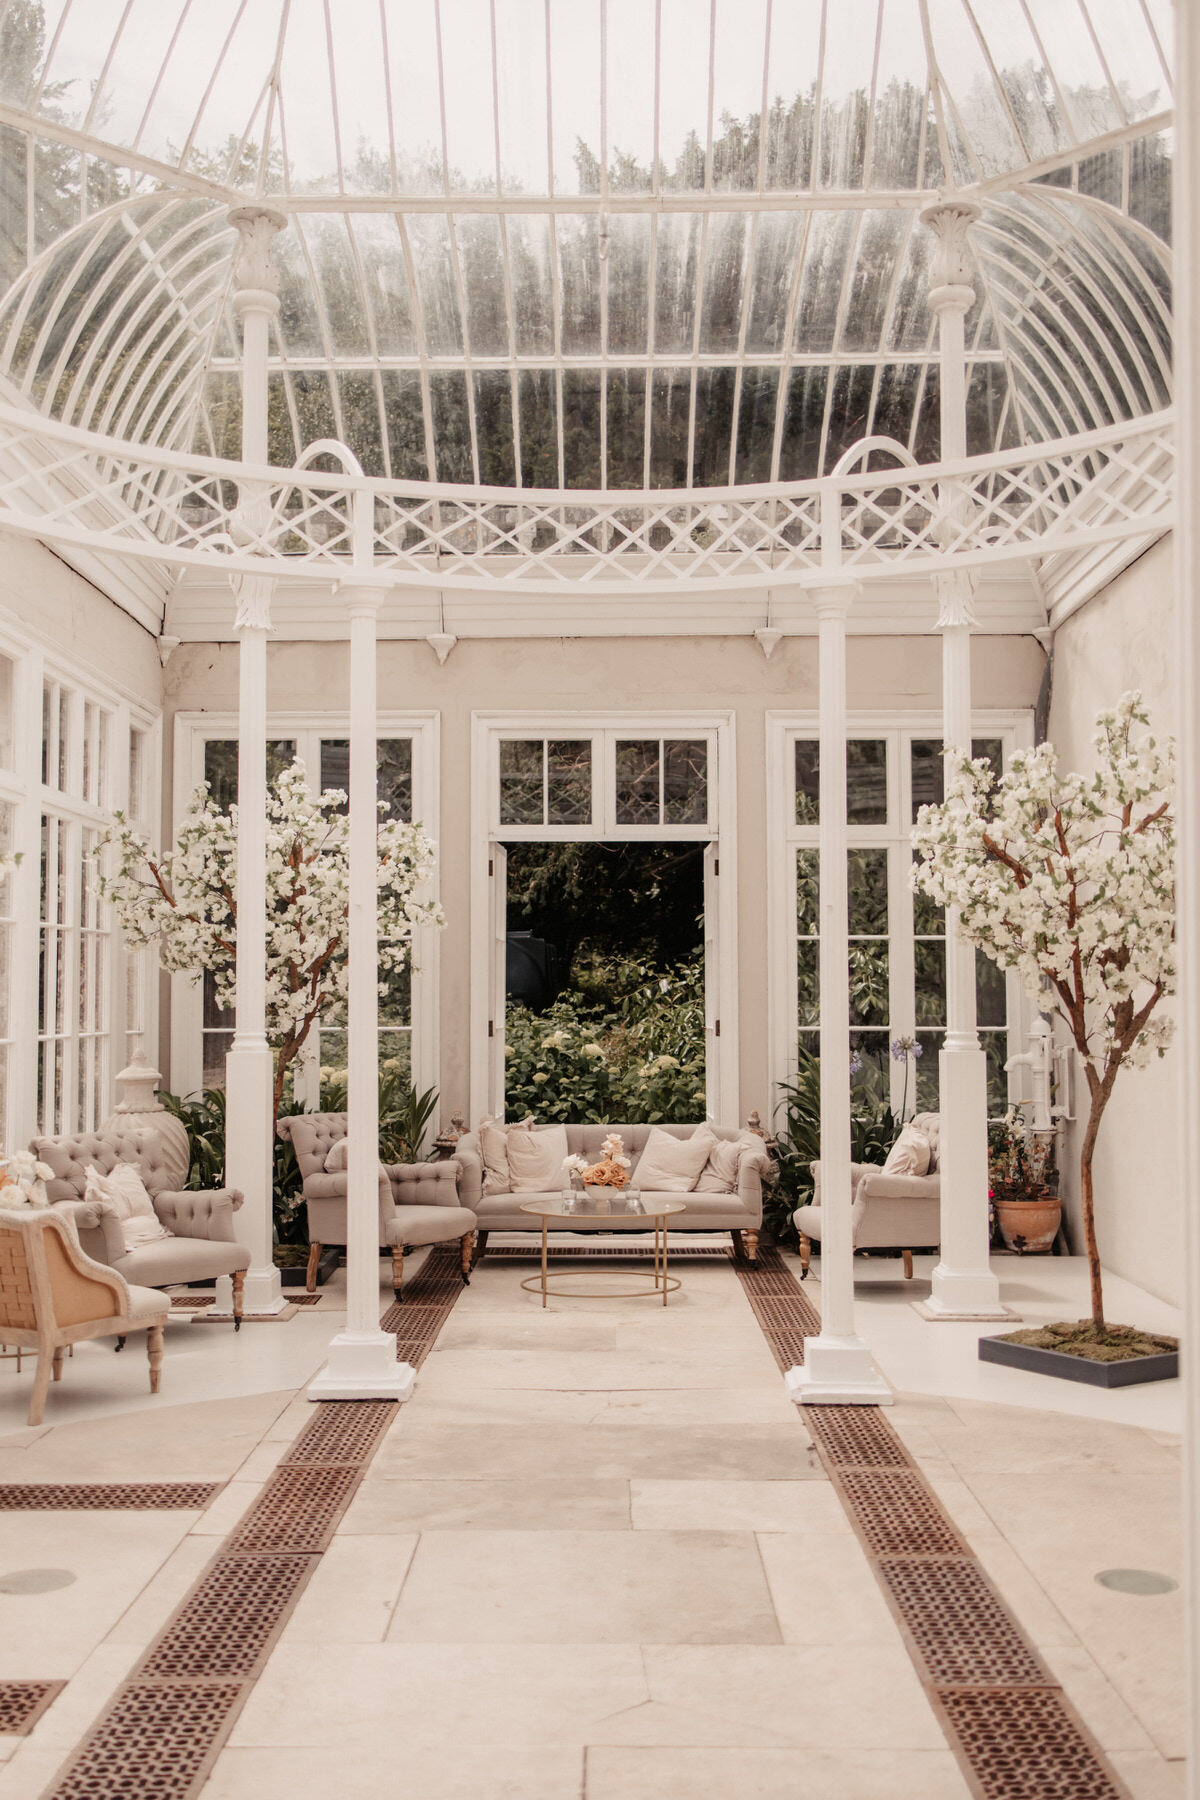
top-left (519, 1191), bottom-right (689, 1222)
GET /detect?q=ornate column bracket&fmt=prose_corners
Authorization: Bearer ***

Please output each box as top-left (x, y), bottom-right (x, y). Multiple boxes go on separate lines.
top-left (227, 205), bottom-right (288, 320)
top-left (232, 571), bottom-right (275, 632)
top-left (935, 569), bottom-right (980, 632)
top-left (919, 196), bottom-right (981, 316)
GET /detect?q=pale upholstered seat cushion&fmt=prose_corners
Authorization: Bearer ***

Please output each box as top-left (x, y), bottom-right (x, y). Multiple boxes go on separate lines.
top-left (85, 1162), bottom-right (172, 1251)
top-left (383, 1205), bottom-right (477, 1248)
top-left (882, 1126), bottom-right (931, 1177)
top-left (113, 1237), bottom-right (249, 1286)
top-left (506, 1124), bottom-right (570, 1193)
top-left (632, 1125), bottom-right (718, 1192)
top-left (125, 1282), bottom-right (172, 1321)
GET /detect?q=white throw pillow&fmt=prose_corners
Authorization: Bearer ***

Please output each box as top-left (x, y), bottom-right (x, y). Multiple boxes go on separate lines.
top-left (881, 1127), bottom-right (931, 1178)
top-left (633, 1126), bottom-right (717, 1193)
top-left (694, 1132), bottom-right (760, 1194)
top-left (324, 1137), bottom-right (349, 1172)
top-left (506, 1123), bottom-right (570, 1193)
top-left (479, 1121), bottom-right (513, 1195)
top-left (84, 1162), bottom-right (173, 1252)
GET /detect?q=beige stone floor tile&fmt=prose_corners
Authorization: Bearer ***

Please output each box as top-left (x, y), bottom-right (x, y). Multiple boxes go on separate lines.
top-left (231, 1438), bottom-right (290, 1482)
top-left (263, 1393), bottom-right (318, 1442)
top-left (756, 1532), bottom-right (903, 1645)
top-left (280, 1534), bottom-right (418, 1643)
top-left (0, 1512), bottom-right (192, 1677)
top-left (407, 1388), bottom-right (610, 1426)
top-left (104, 1533), bottom-right (218, 1645)
top-left (0, 1426), bottom-right (50, 1452)
top-left (435, 1314), bottom-right (619, 1353)
top-left (228, 1643), bottom-right (648, 1749)
top-left (934, 1398), bottom-right (1180, 1474)
top-left (341, 1475), bottom-right (631, 1533)
top-left (386, 1528), bottom-right (781, 1645)
top-left (582, 1699), bottom-right (796, 1748)
top-left (21, 1642), bottom-right (140, 1750)
top-left (416, 1344), bottom-right (779, 1391)
top-left (1040, 1644), bottom-right (1158, 1752)
top-left (584, 1746), bottom-right (973, 1799)
top-left (600, 1387), bottom-right (800, 1426)
top-left (0, 1391), bottom-right (292, 1483)
top-left (630, 1477), bottom-right (849, 1534)
top-left (372, 1420), bottom-right (817, 1483)
top-left (966, 1533), bottom-right (1081, 1650)
top-left (645, 1644), bottom-right (952, 1751)
top-left (1109, 1751), bottom-right (1188, 1800)
top-left (187, 1478), bottom-right (266, 1537)
top-left (203, 1744), bottom-right (586, 1800)
top-left (927, 1471), bottom-right (1006, 1537)
top-left (0, 1745), bottom-right (72, 1800)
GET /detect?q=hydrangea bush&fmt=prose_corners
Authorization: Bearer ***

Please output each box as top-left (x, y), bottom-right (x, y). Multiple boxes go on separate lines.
top-left (98, 762), bottom-right (443, 1127)
top-left (912, 693), bottom-right (1174, 1330)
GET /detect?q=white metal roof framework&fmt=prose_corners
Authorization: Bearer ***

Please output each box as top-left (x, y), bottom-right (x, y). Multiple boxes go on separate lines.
top-left (0, 0), bottom-right (1176, 603)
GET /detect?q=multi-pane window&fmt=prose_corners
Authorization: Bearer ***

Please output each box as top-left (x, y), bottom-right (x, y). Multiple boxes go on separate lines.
top-left (494, 730), bottom-right (714, 836)
top-left (615, 738), bottom-right (707, 825)
top-left (789, 727), bottom-right (1019, 1118)
top-left (499, 739), bottom-right (591, 826)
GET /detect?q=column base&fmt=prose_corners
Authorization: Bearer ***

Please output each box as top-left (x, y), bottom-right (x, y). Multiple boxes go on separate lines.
top-left (239, 1264), bottom-right (287, 1316)
top-left (919, 1262), bottom-right (1012, 1321)
top-left (307, 1330), bottom-right (416, 1402)
top-left (785, 1335), bottom-right (893, 1407)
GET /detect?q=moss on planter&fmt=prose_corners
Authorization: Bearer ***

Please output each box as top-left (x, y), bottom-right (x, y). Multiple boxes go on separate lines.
top-left (997, 1320), bottom-right (1178, 1363)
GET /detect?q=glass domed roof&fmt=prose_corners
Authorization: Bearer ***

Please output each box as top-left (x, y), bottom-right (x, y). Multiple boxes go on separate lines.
top-left (0, 0), bottom-right (1173, 488)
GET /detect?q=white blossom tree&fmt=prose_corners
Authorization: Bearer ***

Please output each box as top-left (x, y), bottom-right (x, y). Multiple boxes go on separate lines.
top-left (98, 762), bottom-right (444, 1127)
top-left (911, 693), bottom-right (1174, 1332)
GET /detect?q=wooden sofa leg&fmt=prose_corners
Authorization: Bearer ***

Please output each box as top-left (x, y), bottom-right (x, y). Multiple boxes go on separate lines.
top-left (730, 1229), bottom-right (744, 1259)
top-left (232, 1270), bottom-right (245, 1332)
top-left (460, 1233), bottom-right (474, 1284)
top-left (305, 1241), bottom-right (322, 1293)
top-left (28, 1352), bottom-right (53, 1427)
top-left (798, 1234), bottom-right (812, 1279)
top-left (902, 1248), bottom-right (914, 1280)
top-left (473, 1231), bottom-right (489, 1270)
top-left (743, 1230), bottom-right (759, 1264)
top-left (51, 1346), bottom-right (64, 1382)
top-left (391, 1249), bottom-right (405, 1301)
top-left (147, 1324), bottom-right (164, 1395)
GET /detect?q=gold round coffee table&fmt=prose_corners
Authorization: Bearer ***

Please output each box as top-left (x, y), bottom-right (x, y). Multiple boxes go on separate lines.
top-left (518, 1193), bottom-right (687, 1306)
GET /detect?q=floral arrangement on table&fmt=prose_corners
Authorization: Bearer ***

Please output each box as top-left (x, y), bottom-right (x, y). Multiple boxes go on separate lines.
top-left (912, 692), bottom-right (1174, 1338)
top-left (0, 1152), bottom-right (54, 1208)
top-left (563, 1133), bottom-right (632, 1189)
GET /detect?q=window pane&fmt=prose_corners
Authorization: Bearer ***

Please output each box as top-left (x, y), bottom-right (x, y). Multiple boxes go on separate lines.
top-left (128, 728), bottom-right (144, 821)
top-left (204, 739), bottom-right (296, 811)
top-left (915, 939), bottom-right (946, 1025)
top-left (913, 880), bottom-right (944, 937)
top-left (379, 960), bottom-right (412, 1027)
top-left (847, 849), bottom-right (888, 936)
top-left (615, 739), bottom-right (660, 825)
top-left (547, 740), bottom-right (591, 825)
top-left (499, 738), bottom-right (544, 824)
top-left (795, 740), bottom-right (819, 823)
top-left (663, 739), bottom-right (707, 824)
top-left (976, 950), bottom-right (1007, 1028)
top-left (0, 655), bottom-right (12, 771)
top-left (851, 1031), bottom-right (889, 1109)
top-left (849, 943), bottom-right (889, 1027)
top-left (847, 739), bottom-right (887, 823)
top-left (916, 1029), bottom-right (943, 1109)
top-left (379, 1032), bottom-right (412, 1087)
top-left (319, 737), bottom-right (414, 821)
top-left (797, 940), bottom-right (819, 1026)
top-left (796, 849), bottom-right (819, 935)
top-left (980, 1029), bottom-right (1010, 1114)
top-left (912, 735), bottom-right (1004, 821)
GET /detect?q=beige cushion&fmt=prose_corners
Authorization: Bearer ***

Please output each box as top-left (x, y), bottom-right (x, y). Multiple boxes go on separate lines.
top-left (695, 1132), bottom-right (760, 1194)
top-left (125, 1283), bottom-right (171, 1322)
top-left (882, 1127), bottom-right (931, 1178)
top-left (633, 1125), bottom-right (717, 1193)
top-left (383, 1204), bottom-right (477, 1249)
top-left (507, 1124), bottom-right (570, 1193)
top-left (85, 1162), bottom-right (172, 1253)
top-left (479, 1121), bottom-right (513, 1195)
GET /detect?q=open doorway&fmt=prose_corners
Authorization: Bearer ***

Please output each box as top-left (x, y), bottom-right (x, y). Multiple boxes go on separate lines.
top-left (494, 841), bottom-right (711, 1124)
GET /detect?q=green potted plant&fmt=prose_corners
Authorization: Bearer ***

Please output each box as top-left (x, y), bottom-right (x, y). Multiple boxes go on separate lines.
top-left (987, 1110), bottom-right (1060, 1254)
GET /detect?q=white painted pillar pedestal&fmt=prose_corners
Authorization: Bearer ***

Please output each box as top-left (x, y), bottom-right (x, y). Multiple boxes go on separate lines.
top-left (916, 196), bottom-right (1008, 1323)
top-left (1172, 8), bottom-right (1199, 1795)
top-left (223, 204), bottom-right (289, 1318)
top-left (309, 582), bottom-right (413, 1401)
top-left (786, 583), bottom-right (891, 1407)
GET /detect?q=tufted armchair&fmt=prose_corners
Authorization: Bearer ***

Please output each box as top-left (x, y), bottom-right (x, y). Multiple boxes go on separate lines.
top-left (31, 1128), bottom-right (250, 1327)
top-left (277, 1111), bottom-right (477, 1298)
top-left (794, 1112), bottom-right (942, 1280)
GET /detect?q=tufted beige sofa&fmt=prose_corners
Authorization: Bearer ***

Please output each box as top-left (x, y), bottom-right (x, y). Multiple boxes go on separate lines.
top-left (31, 1128), bottom-right (250, 1324)
top-left (453, 1121), bottom-right (774, 1262)
top-left (794, 1111), bottom-right (942, 1279)
top-left (277, 1111), bottom-right (477, 1298)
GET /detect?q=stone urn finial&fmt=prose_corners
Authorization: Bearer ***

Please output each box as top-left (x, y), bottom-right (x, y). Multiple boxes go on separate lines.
top-left (102, 1050), bottom-right (191, 1190)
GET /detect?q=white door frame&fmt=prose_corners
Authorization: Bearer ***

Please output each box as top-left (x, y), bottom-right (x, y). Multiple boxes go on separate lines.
top-left (170, 710), bottom-right (440, 1112)
top-left (469, 709), bottom-right (738, 1126)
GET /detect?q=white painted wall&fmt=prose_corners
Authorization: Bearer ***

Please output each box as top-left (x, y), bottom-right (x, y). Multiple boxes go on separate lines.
top-left (0, 530), bottom-right (162, 705)
top-left (1047, 536), bottom-right (1179, 1304)
top-left (165, 628), bottom-right (1043, 1134)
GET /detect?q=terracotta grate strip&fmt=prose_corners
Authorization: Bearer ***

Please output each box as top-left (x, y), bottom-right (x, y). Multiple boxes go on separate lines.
top-left (137, 1556), bottom-right (316, 1680)
top-left (284, 1293), bottom-right (323, 1306)
top-left (486, 1244), bottom-right (733, 1259)
top-left (38, 1247), bottom-right (471, 1800)
top-left (0, 1680), bottom-right (64, 1734)
top-left (170, 1294), bottom-right (215, 1308)
top-left (733, 1246), bottom-right (1132, 1800)
top-left (0, 1483), bottom-right (218, 1510)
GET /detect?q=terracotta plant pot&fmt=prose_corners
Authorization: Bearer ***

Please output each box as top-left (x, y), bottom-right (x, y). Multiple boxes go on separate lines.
top-left (994, 1193), bottom-right (1061, 1255)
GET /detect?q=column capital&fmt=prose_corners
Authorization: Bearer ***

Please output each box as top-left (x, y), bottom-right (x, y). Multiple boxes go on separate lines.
top-left (935, 569), bottom-right (980, 631)
top-left (228, 205), bottom-right (288, 317)
top-left (232, 571), bottom-right (275, 632)
top-left (811, 584), bottom-right (855, 621)
top-left (919, 195), bottom-right (981, 306)
top-left (336, 577), bottom-right (388, 619)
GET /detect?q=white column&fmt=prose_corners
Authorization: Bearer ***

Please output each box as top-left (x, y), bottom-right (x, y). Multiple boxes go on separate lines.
top-left (223, 205), bottom-right (288, 1317)
top-left (310, 582), bottom-right (413, 1401)
top-left (1173, 6), bottom-right (1199, 1793)
top-left (787, 585), bottom-right (891, 1407)
top-left (918, 197), bottom-right (1006, 1321)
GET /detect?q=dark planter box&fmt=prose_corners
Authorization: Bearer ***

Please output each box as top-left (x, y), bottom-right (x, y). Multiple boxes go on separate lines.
top-left (979, 1333), bottom-right (1178, 1388)
top-left (276, 1247), bottom-right (341, 1289)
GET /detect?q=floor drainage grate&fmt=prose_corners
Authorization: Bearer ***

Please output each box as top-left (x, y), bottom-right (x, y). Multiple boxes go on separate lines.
top-left (0, 1484), bottom-right (219, 1511)
top-left (281, 1400), bottom-right (398, 1467)
top-left (733, 1251), bottom-right (1132, 1800)
top-left (138, 1555), bottom-right (316, 1680)
top-left (170, 1294), bottom-right (215, 1308)
top-left (487, 1244), bottom-right (733, 1260)
top-left (803, 1405), bottom-right (913, 1469)
top-left (0, 1680), bottom-right (65, 1733)
top-left (46, 1682), bottom-right (248, 1800)
top-left (933, 1687), bottom-right (1130, 1799)
top-left (878, 1558), bottom-right (1050, 1687)
top-left (227, 1466), bottom-right (363, 1557)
